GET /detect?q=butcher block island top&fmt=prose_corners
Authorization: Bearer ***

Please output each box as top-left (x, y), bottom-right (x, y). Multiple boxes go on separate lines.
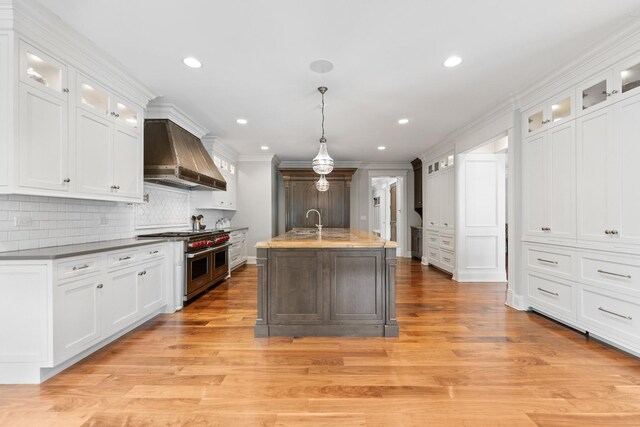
top-left (256, 228), bottom-right (398, 249)
top-left (254, 228), bottom-right (399, 338)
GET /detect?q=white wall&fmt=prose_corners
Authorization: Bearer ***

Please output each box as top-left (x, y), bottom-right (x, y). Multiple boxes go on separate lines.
top-left (234, 155), bottom-right (279, 260)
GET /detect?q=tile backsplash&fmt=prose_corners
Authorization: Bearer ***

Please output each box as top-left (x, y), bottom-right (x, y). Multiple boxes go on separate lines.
top-left (135, 185), bottom-right (190, 229)
top-left (0, 194), bottom-right (135, 253)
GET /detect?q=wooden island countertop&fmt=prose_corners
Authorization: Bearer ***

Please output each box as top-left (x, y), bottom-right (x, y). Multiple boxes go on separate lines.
top-left (256, 228), bottom-right (398, 249)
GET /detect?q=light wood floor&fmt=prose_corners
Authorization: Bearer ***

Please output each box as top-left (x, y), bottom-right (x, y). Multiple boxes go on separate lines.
top-left (1, 259), bottom-right (639, 426)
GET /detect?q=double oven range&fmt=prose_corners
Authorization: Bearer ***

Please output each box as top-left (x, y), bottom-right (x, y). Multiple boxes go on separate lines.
top-left (138, 230), bottom-right (231, 301)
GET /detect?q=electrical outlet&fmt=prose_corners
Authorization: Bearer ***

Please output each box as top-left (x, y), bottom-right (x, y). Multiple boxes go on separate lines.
top-left (14, 217), bottom-right (33, 227)
top-left (99, 216), bottom-right (108, 225)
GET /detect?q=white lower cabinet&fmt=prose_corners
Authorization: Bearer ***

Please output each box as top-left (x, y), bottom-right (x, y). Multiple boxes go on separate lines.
top-left (425, 229), bottom-right (455, 274)
top-left (229, 228), bottom-right (249, 271)
top-left (54, 274), bottom-right (103, 365)
top-left (524, 243), bottom-right (640, 356)
top-left (0, 242), bottom-right (170, 384)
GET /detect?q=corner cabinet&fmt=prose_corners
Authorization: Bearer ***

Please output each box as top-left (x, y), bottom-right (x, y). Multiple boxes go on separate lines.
top-left (1, 33), bottom-right (150, 203)
top-left (192, 155), bottom-right (237, 210)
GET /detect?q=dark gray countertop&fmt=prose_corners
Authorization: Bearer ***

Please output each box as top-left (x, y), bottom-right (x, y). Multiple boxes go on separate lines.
top-left (225, 226), bottom-right (249, 232)
top-left (0, 238), bottom-right (165, 260)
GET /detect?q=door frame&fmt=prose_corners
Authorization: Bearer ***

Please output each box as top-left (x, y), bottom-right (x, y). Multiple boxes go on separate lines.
top-left (368, 171), bottom-right (408, 257)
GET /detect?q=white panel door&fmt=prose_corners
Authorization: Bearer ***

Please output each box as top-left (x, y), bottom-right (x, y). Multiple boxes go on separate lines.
top-left (18, 83), bottom-right (69, 192)
top-left (456, 153), bottom-right (506, 282)
top-left (426, 175), bottom-right (439, 228)
top-left (104, 267), bottom-right (140, 335)
top-left (138, 261), bottom-right (164, 316)
top-left (440, 169), bottom-right (455, 231)
top-left (577, 107), bottom-right (615, 243)
top-left (55, 275), bottom-right (102, 364)
top-left (112, 125), bottom-right (141, 199)
top-left (522, 133), bottom-right (547, 239)
top-left (75, 109), bottom-right (113, 196)
top-left (615, 94), bottom-right (640, 245)
top-left (548, 121), bottom-right (576, 239)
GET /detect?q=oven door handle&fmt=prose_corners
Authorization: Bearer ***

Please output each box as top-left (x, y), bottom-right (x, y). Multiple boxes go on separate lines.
top-left (186, 243), bottom-right (231, 258)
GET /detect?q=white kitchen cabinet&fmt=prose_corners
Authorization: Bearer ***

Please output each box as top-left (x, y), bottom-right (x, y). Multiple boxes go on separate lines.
top-left (104, 266), bottom-right (140, 336)
top-left (54, 274), bottom-right (103, 364)
top-left (440, 168), bottom-right (455, 231)
top-left (75, 108), bottom-right (112, 196)
top-left (19, 41), bottom-right (68, 99)
top-left (139, 261), bottom-right (165, 316)
top-left (577, 95), bottom-right (640, 246)
top-left (523, 121), bottom-right (575, 241)
top-left (18, 83), bottom-right (69, 192)
top-left (523, 91), bottom-right (574, 136)
top-left (576, 53), bottom-right (640, 114)
top-left (192, 157), bottom-right (237, 210)
top-left (424, 155), bottom-right (455, 274)
top-left (230, 228), bottom-right (248, 270)
top-left (425, 174), bottom-right (439, 228)
top-left (112, 124), bottom-right (142, 198)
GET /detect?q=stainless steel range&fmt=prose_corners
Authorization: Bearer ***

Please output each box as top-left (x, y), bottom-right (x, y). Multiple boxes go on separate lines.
top-left (137, 230), bottom-right (230, 301)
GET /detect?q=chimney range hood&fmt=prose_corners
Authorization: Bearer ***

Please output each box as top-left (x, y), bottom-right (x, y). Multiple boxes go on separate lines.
top-left (143, 119), bottom-right (226, 191)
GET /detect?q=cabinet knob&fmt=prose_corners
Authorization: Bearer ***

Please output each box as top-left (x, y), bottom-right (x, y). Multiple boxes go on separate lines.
top-left (63, 178), bottom-right (70, 183)
top-left (62, 88), bottom-right (69, 93)
top-left (444, 223), bottom-right (448, 226)
top-left (96, 284), bottom-right (103, 289)
top-left (138, 271), bottom-right (146, 276)
top-left (110, 112), bottom-right (116, 116)
top-left (611, 230), bottom-right (619, 235)
top-left (605, 230), bottom-right (611, 235)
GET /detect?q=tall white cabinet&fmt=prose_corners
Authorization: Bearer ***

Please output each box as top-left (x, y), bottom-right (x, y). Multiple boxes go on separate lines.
top-left (0, 3), bottom-right (154, 203)
top-left (424, 154), bottom-right (455, 274)
top-left (521, 53), bottom-right (640, 357)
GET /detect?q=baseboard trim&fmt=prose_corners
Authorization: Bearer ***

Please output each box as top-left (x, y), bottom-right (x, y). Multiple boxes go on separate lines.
top-left (246, 256), bottom-right (257, 265)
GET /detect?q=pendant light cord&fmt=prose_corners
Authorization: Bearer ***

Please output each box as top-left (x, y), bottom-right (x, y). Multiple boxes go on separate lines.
top-left (321, 90), bottom-right (325, 140)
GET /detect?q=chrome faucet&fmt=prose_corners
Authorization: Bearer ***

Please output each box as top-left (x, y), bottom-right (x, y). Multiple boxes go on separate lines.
top-left (306, 209), bottom-right (322, 233)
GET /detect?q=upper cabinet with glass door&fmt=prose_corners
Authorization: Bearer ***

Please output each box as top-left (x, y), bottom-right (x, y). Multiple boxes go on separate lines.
top-left (19, 41), bottom-right (68, 99)
top-left (577, 54), bottom-right (640, 115)
top-left (114, 99), bottom-right (141, 133)
top-left (77, 75), bottom-right (110, 118)
top-left (523, 92), bottom-right (574, 136)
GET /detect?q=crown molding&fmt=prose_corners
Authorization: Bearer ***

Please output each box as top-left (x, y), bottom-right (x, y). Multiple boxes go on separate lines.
top-left (278, 160), bottom-right (411, 171)
top-left (0, 0), bottom-right (13, 29)
top-left (146, 103), bottom-right (209, 137)
top-left (237, 153), bottom-right (279, 162)
top-left (201, 136), bottom-right (239, 162)
top-left (8, 0), bottom-right (158, 106)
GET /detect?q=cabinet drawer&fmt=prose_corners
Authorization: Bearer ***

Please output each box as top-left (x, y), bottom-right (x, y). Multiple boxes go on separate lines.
top-left (526, 246), bottom-right (574, 278)
top-left (439, 249), bottom-right (455, 269)
top-left (230, 244), bottom-right (242, 259)
top-left (107, 249), bottom-right (138, 269)
top-left (141, 244), bottom-right (164, 260)
top-left (527, 271), bottom-right (575, 320)
top-left (56, 256), bottom-right (101, 281)
top-left (230, 230), bottom-right (247, 242)
top-left (230, 254), bottom-right (242, 267)
top-left (439, 234), bottom-right (455, 250)
top-left (579, 286), bottom-right (640, 342)
top-left (427, 246), bottom-right (439, 261)
top-left (579, 253), bottom-right (640, 295)
top-left (427, 232), bottom-right (439, 246)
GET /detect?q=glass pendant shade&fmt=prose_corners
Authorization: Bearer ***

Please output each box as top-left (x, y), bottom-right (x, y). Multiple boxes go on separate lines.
top-left (312, 137), bottom-right (334, 175)
top-left (316, 174), bottom-right (330, 192)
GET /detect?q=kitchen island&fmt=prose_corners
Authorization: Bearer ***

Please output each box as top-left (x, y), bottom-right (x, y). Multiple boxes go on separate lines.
top-left (254, 228), bottom-right (399, 337)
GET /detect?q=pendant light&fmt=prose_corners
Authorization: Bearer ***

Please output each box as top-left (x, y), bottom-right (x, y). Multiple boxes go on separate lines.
top-left (312, 86), bottom-right (334, 175)
top-left (316, 174), bottom-right (330, 192)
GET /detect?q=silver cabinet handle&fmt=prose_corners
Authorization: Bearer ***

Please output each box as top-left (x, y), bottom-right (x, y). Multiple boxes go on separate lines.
top-left (62, 88), bottom-right (69, 93)
top-left (96, 284), bottom-right (103, 289)
top-left (72, 264), bottom-right (90, 271)
top-left (611, 230), bottom-right (619, 235)
top-left (63, 178), bottom-right (70, 183)
top-left (537, 287), bottom-right (559, 296)
top-left (597, 269), bottom-right (631, 279)
top-left (138, 271), bottom-right (146, 276)
top-left (598, 307), bottom-right (632, 320)
top-left (119, 256), bottom-right (131, 261)
top-left (444, 223), bottom-right (448, 226)
top-left (149, 250), bottom-right (159, 254)
top-left (537, 258), bottom-right (558, 265)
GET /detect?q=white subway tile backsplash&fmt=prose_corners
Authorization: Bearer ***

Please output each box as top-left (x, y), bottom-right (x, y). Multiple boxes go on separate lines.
top-left (8, 230), bottom-right (29, 240)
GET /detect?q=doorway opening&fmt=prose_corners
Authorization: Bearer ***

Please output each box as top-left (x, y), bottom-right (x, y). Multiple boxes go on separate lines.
top-left (370, 176), bottom-right (404, 256)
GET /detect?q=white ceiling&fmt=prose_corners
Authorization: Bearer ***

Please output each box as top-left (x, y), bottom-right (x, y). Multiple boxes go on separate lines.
top-left (37, 0), bottom-right (640, 162)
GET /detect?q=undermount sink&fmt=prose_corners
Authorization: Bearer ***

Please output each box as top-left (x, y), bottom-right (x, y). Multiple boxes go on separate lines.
top-left (291, 230), bottom-right (318, 235)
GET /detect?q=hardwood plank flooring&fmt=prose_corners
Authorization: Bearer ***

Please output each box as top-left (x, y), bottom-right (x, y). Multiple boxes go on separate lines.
top-left (1, 258), bottom-right (639, 426)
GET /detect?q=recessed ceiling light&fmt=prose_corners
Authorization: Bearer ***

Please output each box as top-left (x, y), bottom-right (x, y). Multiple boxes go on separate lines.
top-left (444, 56), bottom-right (462, 68)
top-left (398, 118), bottom-right (409, 125)
top-left (236, 118), bottom-right (248, 125)
top-left (309, 59), bottom-right (334, 74)
top-left (260, 146), bottom-right (269, 150)
top-left (182, 57), bottom-right (202, 69)
top-left (378, 146), bottom-right (386, 150)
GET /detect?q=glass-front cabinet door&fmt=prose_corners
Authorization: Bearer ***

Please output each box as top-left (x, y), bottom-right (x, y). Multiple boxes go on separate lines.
top-left (615, 55), bottom-right (640, 100)
top-left (77, 74), bottom-right (110, 117)
top-left (551, 96), bottom-right (572, 123)
top-left (524, 92), bottom-right (573, 136)
top-left (526, 109), bottom-right (544, 134)
top-left (19, 41), bottom-right (68, 98)
top-left (114, 99), bottom-right (141, 132)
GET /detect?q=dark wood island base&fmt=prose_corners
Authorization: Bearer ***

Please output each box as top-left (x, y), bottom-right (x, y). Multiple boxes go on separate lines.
top-left (254, 229), bottom-right (399, 337)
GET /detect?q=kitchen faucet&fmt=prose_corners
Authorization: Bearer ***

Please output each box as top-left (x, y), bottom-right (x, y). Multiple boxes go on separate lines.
top-left (306, 209), bottom-right (322, 233)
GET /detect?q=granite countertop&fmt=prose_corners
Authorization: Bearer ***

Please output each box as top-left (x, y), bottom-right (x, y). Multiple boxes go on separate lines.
top-left (0, 238), bottom-right (165, 260)
top-left (256, 228), bottom-right (398, 249)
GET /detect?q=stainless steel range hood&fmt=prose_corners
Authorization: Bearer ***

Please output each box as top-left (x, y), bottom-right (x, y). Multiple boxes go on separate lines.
top-left (144, 119), bottom-right (226, 191)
